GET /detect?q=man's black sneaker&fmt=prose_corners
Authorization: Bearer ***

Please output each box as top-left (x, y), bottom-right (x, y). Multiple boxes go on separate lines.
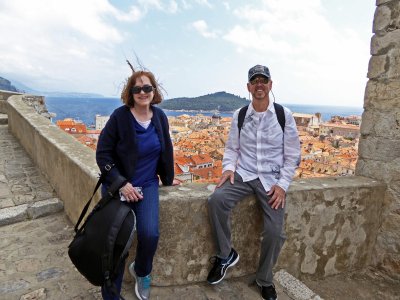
top-left (207, 248), bottom-right (239, 284)
top-left (259, 283), bottom-right (277, 300)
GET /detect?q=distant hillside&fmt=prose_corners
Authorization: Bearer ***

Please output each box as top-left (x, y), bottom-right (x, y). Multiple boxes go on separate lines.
top-left (159, 91), bottom-right (250, 112)
top-left (0, 76), bottom-right (103, 98)
top-left (0, 77), bottom-right (20, 92)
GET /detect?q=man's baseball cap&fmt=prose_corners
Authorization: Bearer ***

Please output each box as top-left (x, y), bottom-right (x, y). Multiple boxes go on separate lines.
top-left (248, 65), bottom-right (271, 81)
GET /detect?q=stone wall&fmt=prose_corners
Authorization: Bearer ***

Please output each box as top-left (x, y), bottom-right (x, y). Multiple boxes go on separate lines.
top-left (355, 0), bottom-right (400, 279)
top-left (0, 89), bottom-right (23, 113)
top-left (6, 95), bottom-right (386, 285)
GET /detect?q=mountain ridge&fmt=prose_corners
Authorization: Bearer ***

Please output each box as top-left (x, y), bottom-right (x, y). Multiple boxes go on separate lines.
top-left (160, 91), bottom-right (250, 112)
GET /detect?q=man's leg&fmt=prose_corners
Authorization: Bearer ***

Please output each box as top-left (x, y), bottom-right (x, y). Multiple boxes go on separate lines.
top-left (207, 172), bottom-right (253, 284)
top-left (208, 172), bottom-right (253, 258)
top-left (252, 179), bottom-right (286, 287)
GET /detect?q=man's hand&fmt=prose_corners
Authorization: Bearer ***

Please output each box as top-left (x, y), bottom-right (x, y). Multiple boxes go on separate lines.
top-left (216, 170), bottom-right (235, 188)
top-left (267, 185), bottom-right (286, 210)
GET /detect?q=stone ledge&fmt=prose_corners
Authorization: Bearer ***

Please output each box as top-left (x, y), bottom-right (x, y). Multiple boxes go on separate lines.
top-left (275, 269), bottom-right (323, 300)
top-left (0, 198), bottom-right (63, 226)
top-left (0, 204), bottom-right (28, 226)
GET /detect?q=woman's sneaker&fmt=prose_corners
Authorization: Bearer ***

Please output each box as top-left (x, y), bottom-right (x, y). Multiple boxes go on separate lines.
top-left (207, 248), bottom-right (239, 284)
top-left (128, 262), bottom-right (151, 300)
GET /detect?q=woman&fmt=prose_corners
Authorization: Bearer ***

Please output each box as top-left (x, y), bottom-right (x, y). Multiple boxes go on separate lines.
top-left (96, 69), bottom-right (178, 300)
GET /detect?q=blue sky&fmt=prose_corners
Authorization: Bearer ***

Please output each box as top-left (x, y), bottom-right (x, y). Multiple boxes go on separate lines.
top-left (0, 0), bottom-right (375, 107)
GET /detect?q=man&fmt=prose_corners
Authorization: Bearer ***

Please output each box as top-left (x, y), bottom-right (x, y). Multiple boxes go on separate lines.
top-left (207, 65), bottom-right (301, 300)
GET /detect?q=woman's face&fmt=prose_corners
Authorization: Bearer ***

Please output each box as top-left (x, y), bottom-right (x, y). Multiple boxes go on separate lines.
top-left (132, 75), bottom-right (154, 108)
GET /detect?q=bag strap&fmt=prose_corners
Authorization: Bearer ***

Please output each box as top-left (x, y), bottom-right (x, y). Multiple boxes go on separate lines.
top-left (273, 102), bottom-right (286, 132)
top-left (237, 105), bottom-right (248, 136)
top-left (74, 176), bottom-right (103, 233)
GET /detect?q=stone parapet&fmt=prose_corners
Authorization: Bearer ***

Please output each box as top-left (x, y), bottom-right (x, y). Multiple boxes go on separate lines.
top-left (7, 95), bottom-right (101, 223)
top-left (6, 95), bottom-right (387, 285)
top-left (0, 89), bottom-right (23, 114)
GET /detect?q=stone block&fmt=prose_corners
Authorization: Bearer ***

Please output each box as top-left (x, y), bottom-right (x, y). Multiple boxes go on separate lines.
top-left (373, 5), bottom-right (391, 33)
top-left (360, 110), bottom-right (400, 138)
top-left (275, 269), bottom-right (323, 300)
top-left (27, 198), bottom-right (64, 219)
top-left (0, 204), bottom-right (28, 226)
top-left (367, 54), bottom-right (387, 79)
top-left (358, 158), bottom-right (400, 189)
top-left (377, 0), bottom-right (392, 6)
top-left (371, 30), bottom-right (400, 55)
top-left (358, 137), bottom-right (400, 162)
top-left (364, 79), bottom-right (400, 110)
top-left (387, 48), bottom-right (400, 78)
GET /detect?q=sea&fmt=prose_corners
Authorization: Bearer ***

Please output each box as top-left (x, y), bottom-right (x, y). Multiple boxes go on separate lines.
top-left (45, 97), bottom-right (364, 127)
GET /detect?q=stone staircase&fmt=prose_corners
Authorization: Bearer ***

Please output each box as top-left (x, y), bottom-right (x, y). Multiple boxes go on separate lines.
top-left (0, 114), bottom-right (63, 227)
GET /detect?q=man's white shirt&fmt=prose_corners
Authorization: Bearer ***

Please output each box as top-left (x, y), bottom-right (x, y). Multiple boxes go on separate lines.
top-left (222, 101), bottom-right (301, 192)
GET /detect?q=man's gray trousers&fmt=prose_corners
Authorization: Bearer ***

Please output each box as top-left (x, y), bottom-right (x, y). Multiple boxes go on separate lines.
top-left (207, 172), bottom-right (286, 287)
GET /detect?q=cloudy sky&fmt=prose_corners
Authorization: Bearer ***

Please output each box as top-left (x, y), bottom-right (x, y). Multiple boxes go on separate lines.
top-left (0, 0), bottom-right (375, 107)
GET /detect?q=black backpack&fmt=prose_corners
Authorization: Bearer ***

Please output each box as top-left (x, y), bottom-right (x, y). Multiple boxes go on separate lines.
top-left (68, 176), bottom-right (136, 299)
top-left (237, 102), bottom-right (285, 134)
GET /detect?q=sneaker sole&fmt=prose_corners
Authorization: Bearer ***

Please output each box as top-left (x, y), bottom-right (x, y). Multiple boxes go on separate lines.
top-left (128, 263), bottom-right (144, 300)
top-left (208, 254), bottom-right (240, 285)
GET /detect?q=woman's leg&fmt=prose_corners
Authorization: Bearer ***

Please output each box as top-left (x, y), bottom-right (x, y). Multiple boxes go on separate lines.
top-left (132, 183), bottom-right (160, 277)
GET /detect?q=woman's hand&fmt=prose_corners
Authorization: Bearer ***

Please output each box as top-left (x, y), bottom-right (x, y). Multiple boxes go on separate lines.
top-left (172, 178), bottom-right (182, 186)
top-left (120, 182), bottom-right (143, 202)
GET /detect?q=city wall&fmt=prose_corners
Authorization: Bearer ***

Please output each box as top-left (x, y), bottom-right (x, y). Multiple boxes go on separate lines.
top-left (1, 90), bottom-right (387, 285)
top-left (355, 0), bottom-right (400, 279)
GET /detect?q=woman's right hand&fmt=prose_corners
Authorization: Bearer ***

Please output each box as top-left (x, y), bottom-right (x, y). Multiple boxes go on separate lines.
top-left (120, 182), bottom-right (143, 202)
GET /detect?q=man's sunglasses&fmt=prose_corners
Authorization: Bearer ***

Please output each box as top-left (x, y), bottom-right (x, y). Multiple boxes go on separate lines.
top-left (250, 77), bottom-right (269, 85)
top-left (132, 85), bottom-right (154, 94)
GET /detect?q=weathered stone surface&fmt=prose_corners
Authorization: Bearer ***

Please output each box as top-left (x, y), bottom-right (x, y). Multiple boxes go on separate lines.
top-left (373, 5), bottom-right (391, 32)
top-left (281, 177), bottom-right (385, 279)
top-left (371, 30), bottom-right (400, 55)
top-left (0, 204), bottom-right (28, 226)
top-left (0, 183), bottom-right (11, 198)
top-left (0, 198), bottom-right (14, 209)
top-left (377, 0), bottom-right (393, 6)
top-left (27, 198), bottom-right (64, 219)
top-left (367, 54), bottom-right (387, 79)
top-left (36, 267), bottom-right (64, 282)
top-left (20, 288), bottom-right (46, 300)
top-left (275, 270), bottom-right (322, 300)
top-left (356, 157), bottom-right (400, 183)
top-left (360, 110), bottom-right (400, 138)
top-left (358, 137), bottom-right (400, 162)
top-left (364, 79), bottom-right (400, 110)
top-left (387, 48), bottom-right (400, 78)
top-left (0, 279), bottom-right (29, 294)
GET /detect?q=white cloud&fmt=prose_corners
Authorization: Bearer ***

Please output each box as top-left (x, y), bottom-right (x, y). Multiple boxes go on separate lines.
top-left (137, 0), bottom-right (180, 13)
top-left (194, 0), bottom-right (212, 8)
top-left (222, 0), bottom-right (370, 105)
top-left (192, 20), bottom-right (218, 38)
top-left (0, 0), bottom-right (139, 95)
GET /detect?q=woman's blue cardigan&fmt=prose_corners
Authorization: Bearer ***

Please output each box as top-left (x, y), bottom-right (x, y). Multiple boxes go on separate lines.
top-left (96, 105), bottom-right (174, 188)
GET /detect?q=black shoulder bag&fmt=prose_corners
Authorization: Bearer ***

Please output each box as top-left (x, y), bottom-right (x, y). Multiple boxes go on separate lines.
top-left (68, 175), bottom-right (136, 300)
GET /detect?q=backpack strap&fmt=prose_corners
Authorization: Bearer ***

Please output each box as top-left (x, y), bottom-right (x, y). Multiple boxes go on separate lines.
top-left (273, 102), bottom-right (286, 132)
top-left (74, 167), bottom-right (126, 233)
top-left (237, 105), bottom-right (249, 136)
top-left (237, 103), bottom-right (286, 134)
